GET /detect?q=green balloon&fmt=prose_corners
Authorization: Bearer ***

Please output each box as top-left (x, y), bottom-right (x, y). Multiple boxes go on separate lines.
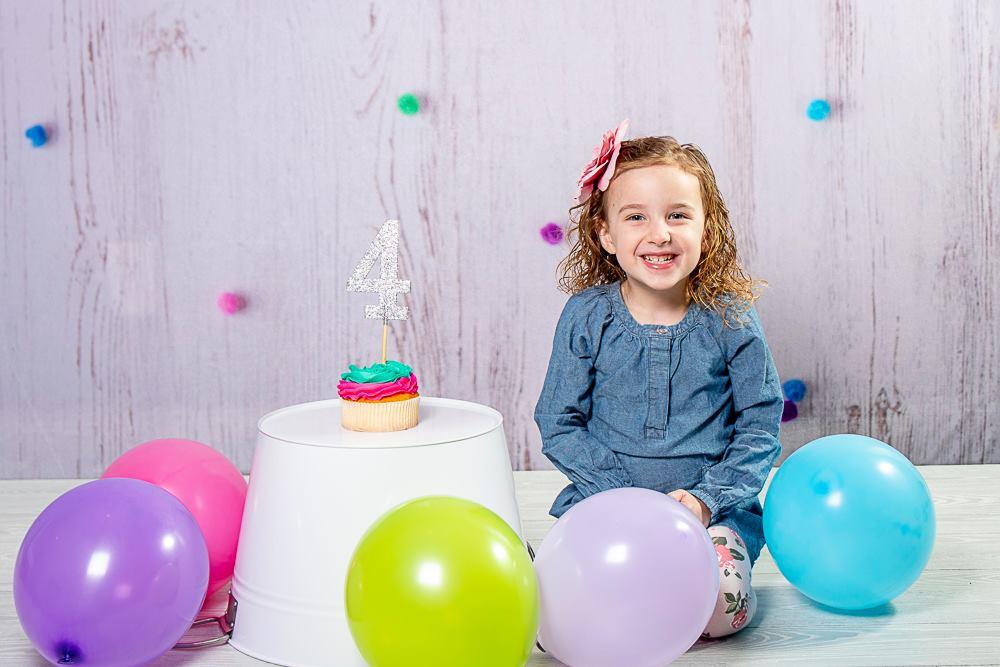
top-left (345, 496), bottom-right (538, 667)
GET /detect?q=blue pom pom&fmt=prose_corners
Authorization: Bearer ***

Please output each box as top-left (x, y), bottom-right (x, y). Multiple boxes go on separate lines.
top-left (806, 99), bottom-right (831, 121)
top-left (25, 124), bottom-right (48, 147)
top-left (783, 378), bottom-right (807, 402)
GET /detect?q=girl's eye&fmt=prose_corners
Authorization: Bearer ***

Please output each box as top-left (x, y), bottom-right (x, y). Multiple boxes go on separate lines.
top-left (669, 212), bottom-right (687, 220)
top-left (626, 214), bottom-right (645, 222)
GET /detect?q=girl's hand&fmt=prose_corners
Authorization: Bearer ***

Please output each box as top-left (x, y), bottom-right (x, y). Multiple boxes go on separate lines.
top-left (666, 489), bottom-right (711, 528)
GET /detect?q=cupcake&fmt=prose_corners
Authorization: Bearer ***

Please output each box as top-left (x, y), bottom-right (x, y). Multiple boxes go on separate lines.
top-left (338, 360), bottom-right (420, 432)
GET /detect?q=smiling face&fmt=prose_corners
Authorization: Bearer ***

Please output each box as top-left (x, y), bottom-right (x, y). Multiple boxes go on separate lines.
top-left (598, 164), bottom-right (706, 311)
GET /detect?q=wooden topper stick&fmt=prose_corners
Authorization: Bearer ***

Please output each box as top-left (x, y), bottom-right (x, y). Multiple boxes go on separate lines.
top-left (382, 317), bottom-right (388, 365)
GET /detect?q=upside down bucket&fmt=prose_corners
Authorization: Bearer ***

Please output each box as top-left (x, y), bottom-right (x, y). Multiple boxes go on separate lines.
top-left (228, 397), bottom-right (524, 666)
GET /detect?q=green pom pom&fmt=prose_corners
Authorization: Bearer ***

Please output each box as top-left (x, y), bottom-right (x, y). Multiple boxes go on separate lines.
top-left (397, 93), bottom-right (420, 116)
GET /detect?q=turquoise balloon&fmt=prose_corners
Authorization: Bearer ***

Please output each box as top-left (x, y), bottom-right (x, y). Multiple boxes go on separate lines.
top-left (763, 434), bottom-right (935, 610)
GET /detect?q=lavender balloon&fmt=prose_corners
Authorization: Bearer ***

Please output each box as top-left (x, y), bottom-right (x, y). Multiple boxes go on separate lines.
top-left (14, 478), bottom-right (209, 666)
top-left (535, 488), bottom-right (719, 667)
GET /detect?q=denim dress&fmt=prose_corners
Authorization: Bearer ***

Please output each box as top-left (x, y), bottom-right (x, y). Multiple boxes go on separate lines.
top-left (533, 281), bottom-right (783, 566)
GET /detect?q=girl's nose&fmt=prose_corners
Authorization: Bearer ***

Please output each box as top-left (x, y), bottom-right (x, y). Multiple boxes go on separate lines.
top-left (648, 218), bottom-right (671, 244)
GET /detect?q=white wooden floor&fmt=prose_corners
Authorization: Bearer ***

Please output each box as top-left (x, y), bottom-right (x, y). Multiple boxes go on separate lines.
top-left (2, 466), bottom-right (998, 666)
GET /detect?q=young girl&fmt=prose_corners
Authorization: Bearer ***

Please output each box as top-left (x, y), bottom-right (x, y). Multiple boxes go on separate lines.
top-left (534, 120), bottom-right (783, 638)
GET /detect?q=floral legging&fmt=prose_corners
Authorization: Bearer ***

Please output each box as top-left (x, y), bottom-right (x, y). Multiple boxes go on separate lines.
top-left (701, 524), bottom-right (757, 639)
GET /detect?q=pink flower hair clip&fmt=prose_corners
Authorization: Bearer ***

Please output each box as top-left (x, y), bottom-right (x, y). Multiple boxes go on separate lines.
top-left (575, 119), bottom-right (630, 204)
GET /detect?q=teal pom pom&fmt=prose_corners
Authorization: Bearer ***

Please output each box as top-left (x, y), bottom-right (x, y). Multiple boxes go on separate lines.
top-left (807, 99), bottom-right (831, 121)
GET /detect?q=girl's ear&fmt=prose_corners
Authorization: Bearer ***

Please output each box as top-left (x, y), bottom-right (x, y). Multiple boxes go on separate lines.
top-left (597, 219), bottom-right (617, 255)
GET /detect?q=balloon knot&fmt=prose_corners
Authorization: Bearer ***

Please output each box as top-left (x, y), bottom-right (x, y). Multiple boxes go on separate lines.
top-left (55, 640), bottom-right (82, 663)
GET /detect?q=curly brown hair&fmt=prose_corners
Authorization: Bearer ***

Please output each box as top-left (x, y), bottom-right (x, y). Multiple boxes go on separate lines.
top-left (557, 135), bottom-right (766, 327)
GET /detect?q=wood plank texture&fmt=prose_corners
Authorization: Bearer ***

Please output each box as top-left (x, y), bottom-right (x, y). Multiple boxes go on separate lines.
top-left (1, 1), bottom-right (998, 478)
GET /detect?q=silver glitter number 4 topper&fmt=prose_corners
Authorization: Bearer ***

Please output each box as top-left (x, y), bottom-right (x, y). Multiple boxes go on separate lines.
top-left (346, 219), bottom-right (410, 321)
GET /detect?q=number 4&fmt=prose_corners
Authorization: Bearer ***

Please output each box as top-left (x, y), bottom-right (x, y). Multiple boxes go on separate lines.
top-left (346, 219), bottom-right (411, 320)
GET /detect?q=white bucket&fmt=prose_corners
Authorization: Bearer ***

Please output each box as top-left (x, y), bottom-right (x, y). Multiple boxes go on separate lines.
top-left (229, 397), bottom-right (523, 666)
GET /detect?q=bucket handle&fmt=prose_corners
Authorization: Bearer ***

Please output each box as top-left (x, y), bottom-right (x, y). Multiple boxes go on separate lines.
top-left (174, 617), bottom-right (232, 649)
top-left (174, 593), bottom-right (237, 650)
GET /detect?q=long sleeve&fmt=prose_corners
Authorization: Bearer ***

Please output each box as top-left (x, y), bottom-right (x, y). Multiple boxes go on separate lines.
top-left (688, 305), bottom-right (783, 525)
top-left (534, 293), bottom-right (633, 498)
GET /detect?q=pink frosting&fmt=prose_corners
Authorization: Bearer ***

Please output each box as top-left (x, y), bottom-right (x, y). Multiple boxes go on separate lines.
top-left (338, 373), bottom-right (419, 401)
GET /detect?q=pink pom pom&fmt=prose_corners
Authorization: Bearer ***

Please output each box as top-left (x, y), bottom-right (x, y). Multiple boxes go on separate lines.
top-left (217, 292), bottom-right (246, 315)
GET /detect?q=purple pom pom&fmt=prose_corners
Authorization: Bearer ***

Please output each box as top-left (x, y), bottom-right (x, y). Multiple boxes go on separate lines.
top-left (781, 400), bottom-right (798, 422)
top-left (540, 222), bottom-right (564, 245)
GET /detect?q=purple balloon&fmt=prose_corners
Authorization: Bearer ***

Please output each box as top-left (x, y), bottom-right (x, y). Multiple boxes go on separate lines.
top-left (14, 478), bottom-right (209, 666)
top-left (535, 488), bottom-right (719, 667)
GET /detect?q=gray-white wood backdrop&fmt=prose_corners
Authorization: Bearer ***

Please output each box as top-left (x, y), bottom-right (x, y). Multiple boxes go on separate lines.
top-left (2, 1), bottom-right (998, 479)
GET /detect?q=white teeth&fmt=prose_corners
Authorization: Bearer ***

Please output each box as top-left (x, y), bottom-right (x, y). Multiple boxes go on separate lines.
top-left (643, 255), bottom-right (675, 263)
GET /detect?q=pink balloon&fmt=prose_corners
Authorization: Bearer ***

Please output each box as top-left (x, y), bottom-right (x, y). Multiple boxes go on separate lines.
top-left (535, 488), bottom-right (719, 667)
top-left (103, 438), bottom-right (247, 598)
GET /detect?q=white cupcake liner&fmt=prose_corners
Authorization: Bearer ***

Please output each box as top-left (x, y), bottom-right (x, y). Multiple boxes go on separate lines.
top-left (341, 396), bottom-right (419, 432)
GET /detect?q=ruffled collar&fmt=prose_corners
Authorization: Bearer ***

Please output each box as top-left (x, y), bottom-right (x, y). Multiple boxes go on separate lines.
top-left (604, 281), bottom-right (704, 337)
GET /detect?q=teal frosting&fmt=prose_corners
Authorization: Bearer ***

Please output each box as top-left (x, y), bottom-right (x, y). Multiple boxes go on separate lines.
top-left (340, 360), bottom-right (412, 384)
